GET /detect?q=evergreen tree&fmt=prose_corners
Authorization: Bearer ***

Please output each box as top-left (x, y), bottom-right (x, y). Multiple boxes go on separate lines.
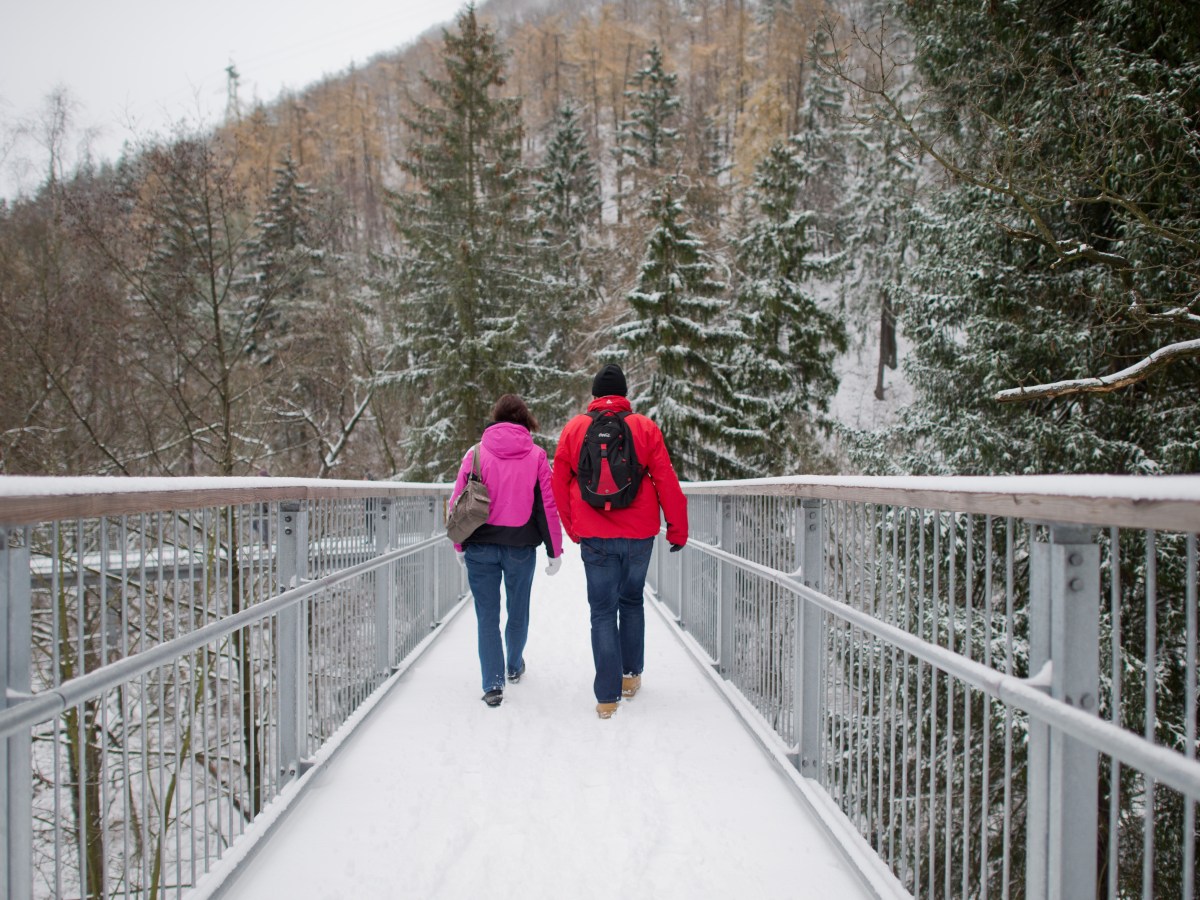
top-left (388, 5), bottom-right (534, 479)
top-left (614, 45), bottom-right (682, 217)
top-left (884, 0), bottom-right (1200, 402)
top-left (850, 184), bottom-right (1200, 477)
top-left (526, 102), bottom-right (603, 423)
top-left (616, 183), bottom-right (749, 480)
top-left (793, 30), bottom-right (849, 233)
top-left (733, 139), bottom-right (847, 475)
top-left (243, 154), bottom-right (324, 363)
top-left (533, 103), bottom-right (601, 253)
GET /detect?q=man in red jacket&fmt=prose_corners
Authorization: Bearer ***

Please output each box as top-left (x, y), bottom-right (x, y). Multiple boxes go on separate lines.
top-left (552, 363), bottom-right (688, 719)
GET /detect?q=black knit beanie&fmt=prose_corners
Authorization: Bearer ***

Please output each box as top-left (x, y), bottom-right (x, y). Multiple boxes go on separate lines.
top-left (591, 363), bottom-right (628, 397)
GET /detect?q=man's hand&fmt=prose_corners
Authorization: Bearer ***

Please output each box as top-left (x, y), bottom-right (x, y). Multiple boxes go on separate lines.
top-left (545, 556), bottom-right (562, 576)
top-left (669, 543), bottom-right (684, 553)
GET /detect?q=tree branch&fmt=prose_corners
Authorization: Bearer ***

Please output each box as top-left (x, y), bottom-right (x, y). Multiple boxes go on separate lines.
top-left (994, 338), bottom-right (1200, 403)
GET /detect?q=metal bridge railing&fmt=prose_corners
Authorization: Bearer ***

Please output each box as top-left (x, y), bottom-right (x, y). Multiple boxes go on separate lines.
top-left (648, 475), bottom-right (1200, 900)
top-left (0, 477), bottom-right (460, 900)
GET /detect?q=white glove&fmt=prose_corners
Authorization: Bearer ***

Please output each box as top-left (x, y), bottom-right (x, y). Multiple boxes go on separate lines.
top-left (456, 550), bottom-right (466, 570)
top-left (545, 556), bottom-right (562, 576)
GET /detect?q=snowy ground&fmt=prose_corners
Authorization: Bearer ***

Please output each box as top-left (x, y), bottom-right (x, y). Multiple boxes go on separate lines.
top-left (214, 550), bottom-right (869, 899)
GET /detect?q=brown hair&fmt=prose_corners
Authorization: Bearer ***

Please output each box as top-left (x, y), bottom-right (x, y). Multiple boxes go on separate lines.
top-left (492, 394), bottom-right (539, 432)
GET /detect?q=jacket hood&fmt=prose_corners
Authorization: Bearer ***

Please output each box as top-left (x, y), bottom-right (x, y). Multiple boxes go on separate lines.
top-left (480, 421), bottom-right (535, 459)
top-left (587, 395), bottom-right (632, 414)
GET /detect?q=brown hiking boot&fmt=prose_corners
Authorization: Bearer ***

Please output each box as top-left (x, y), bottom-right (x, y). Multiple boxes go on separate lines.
top-left (621, 674), bottom-right (641, 698)
top-left (596, 701), bottom-right (619, 719)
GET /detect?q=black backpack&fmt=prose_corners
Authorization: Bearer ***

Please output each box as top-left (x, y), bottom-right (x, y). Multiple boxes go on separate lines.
top-left (578, 410), bottom-right (643, 510)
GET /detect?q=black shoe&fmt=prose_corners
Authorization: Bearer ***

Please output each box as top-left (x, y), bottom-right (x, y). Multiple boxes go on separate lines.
top-left (482, 689), bottom-right (504, 707)
top-left (507, 663), bottom-right (526, 684)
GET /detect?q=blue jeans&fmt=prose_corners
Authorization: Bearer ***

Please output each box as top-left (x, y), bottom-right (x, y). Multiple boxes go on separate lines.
top-left (464, 543), bottom-right (537, 692)
top-left (580, 537), bottom-right (654, 703)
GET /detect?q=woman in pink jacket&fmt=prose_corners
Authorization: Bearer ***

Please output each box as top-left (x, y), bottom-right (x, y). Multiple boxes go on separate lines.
top-left (450, 394), bottom-right (564, 707)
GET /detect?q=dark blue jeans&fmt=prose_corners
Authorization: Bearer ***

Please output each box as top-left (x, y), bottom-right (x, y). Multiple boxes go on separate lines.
top-left (464, 543), bottom-right (536, 692)
top-left (580, 536), bottom-right (654, 703)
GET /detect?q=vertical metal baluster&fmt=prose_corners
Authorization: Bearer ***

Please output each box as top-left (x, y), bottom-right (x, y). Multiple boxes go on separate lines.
top-left (119, 515), bottom-right (131, 896)
top-left (930, 512), bottom-right (940, 897)
top-left (866, 504), bottom-right (877, 844)
top-left (852, 503), bottom-right (863, 829)
top-left (98, 517), bottom-right (110, 900)
top-left (173, 509), bottom-right (184, 895)
top-left (1002, 519), bottom-right (1015, 900)
top-left (51, 521), bottom-right (63, 900)
top-left (199, 509), bottom-right (211, 874)
top-left (1143, 530), bottom-right (1157, 899)
top-left (914, 509), bottom-right (926, 897)
top-left (1185, 534), bottom-right (1197, 900)
top-left (945, 512), bottom-right (956, 900)
top-left (964, 514), bottom-right (974, 898)
top-left (883, 505), bottom-right (896, 869)
top-left (75, 518), bottom-right (87, 900)
top-left (900, 507), bottom-right (913, 890)
top-left (981, 516), bottom-right (993, 900)
top-left (141, 514), bottom-right (152, 895)
top-left (1108, 527), bottom-right (1122, 900)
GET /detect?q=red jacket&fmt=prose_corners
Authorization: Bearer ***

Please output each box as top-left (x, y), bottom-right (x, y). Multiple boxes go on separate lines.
top-left (552, 396), bottom-right (688, 545)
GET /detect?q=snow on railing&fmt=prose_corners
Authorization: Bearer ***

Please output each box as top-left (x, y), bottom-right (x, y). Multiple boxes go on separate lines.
top-left (0, 477), bottom-right (461, 900)
top-left (649, 475), bottom-right (1200, 900)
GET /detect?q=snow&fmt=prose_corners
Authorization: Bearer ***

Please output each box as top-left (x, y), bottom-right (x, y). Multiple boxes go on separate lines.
top-left (192, 550), bottom-right (874, 900)
top-left (695, 472), bottom-right (1200, 503)
top-left (0, 475), bottom-right (449, 497)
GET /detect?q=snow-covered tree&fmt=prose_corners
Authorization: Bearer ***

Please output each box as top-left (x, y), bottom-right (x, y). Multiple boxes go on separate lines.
top-left (525, 102), bottom-right (603, 423)
top-left (732, 138), bottom-right (847, 475)
top-left (388, 5), bottom-right (535, 479)
top-left (243, 154), bottom-right (324, 362)
top-left (614, 45), bottom-right (682, 219)
top-left (533, 102), bottom-right (601, 253)
top-left (616, 182), bottom-right (750, 480)
top-left (844, 0), bottom-right (1200, 402)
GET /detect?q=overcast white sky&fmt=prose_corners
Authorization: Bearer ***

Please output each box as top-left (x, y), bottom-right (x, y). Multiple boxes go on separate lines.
top-left (0, 0), bottom-right (461, 198)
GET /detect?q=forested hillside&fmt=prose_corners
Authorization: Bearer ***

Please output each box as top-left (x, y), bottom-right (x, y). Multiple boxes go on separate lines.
top-left (1, 0), bottom-right (1196, 479)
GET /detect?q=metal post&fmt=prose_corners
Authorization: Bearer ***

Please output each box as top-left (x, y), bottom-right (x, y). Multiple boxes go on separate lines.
top-left (718, 497), bottom-right (735, 675)
top-left (277, 502), bottom-right (309, 782)
top-left (374, 499), bottom-right (396, 674)
top-left (1, 525), bottom-right (32, 900)
top-left (1026, 522), bottom-right (1100, 900)
top-left (430, 498), bottom-right (443, 622)
top-left (794, 500), bottom-right (824, 777)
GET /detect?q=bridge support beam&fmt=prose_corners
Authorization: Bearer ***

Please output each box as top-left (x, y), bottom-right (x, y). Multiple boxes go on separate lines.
top-left (1, 525), bottom-right (32, 900)
top-left (1026, 522), bottom-right (1099, 900)
top-left (278, 502), bottom-right (310, 783)
top-left (794, 500), bottom-right (823, 777)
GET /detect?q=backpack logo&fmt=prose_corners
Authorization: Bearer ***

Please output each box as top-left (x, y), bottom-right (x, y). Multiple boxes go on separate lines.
top-left (578, 411), bottom-right (643, 510)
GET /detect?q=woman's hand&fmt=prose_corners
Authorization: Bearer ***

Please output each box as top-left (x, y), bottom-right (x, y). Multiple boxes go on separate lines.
top-left (545, 556), bottom-right (562, 576)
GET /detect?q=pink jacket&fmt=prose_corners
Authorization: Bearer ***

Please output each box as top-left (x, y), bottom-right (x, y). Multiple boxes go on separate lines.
top-left (450, 422), bottom-right (564, 557)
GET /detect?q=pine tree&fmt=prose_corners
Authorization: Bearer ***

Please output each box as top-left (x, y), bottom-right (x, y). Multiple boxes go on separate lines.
top-left (614, 45), bottom-right (682, 217)
top-left (616, 182), bottom-right (750, 480)
top-left (533, 103), bottom-right (601, 253)
top-left (243, 154), bottom-right (324, 363)
top-left (388, 5), bottom-right (534, 479)
top-left (525, 102), bottom-right (603, 423)
top-left (733, 139), bottom-right (847, 475)
top-left (794, 30), bottom-right (848, 236)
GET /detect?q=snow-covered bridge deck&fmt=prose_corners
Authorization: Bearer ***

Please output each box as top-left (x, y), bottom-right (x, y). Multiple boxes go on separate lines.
top-left (194, 550), bottom-right (883, 899)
